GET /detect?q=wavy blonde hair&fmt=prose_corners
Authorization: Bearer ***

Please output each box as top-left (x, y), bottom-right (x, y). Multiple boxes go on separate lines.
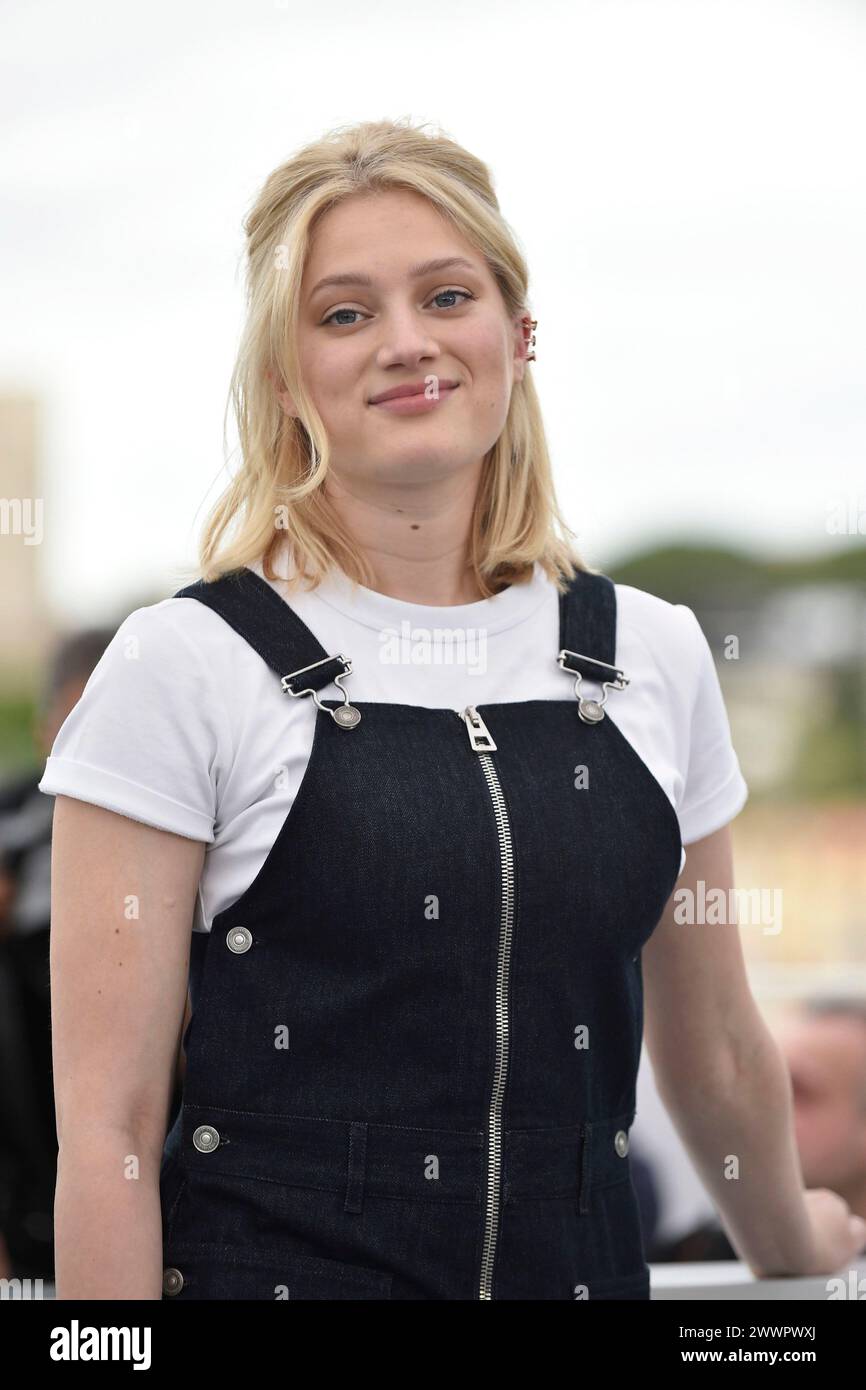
top-left (186, 117), bottom-right (593, 598)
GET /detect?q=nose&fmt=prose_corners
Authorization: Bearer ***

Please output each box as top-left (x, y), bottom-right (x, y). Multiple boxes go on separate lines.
top-left (372, 311), bottom-right (444, 369)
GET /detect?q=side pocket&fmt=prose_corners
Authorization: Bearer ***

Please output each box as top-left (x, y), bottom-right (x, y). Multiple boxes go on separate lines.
top-left (596, 1176), bottom-right (648, 1287)
top-left (159, 1153), bottom-right (188, 1250)
top-left (577, 1171), bottom-right (649, 1296)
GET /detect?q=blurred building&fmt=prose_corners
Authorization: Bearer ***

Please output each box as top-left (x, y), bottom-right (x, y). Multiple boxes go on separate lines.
top-left (0, 395), bottom-right (51, 692)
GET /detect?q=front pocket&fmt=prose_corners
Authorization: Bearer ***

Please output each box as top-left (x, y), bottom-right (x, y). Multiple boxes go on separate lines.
top-left (161, 1239), bottom-right (393, 1300)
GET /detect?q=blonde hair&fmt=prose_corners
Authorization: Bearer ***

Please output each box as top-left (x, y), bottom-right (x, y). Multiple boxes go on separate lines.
top-left (187, 117), bottom-right (594, 598)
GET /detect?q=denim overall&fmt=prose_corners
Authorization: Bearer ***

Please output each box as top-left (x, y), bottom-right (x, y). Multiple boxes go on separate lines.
top-left (158, 566), bottom-right (682, 1300)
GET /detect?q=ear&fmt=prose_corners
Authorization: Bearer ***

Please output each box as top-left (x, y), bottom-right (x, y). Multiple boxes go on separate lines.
top-left (265, 366), bottom-right (298, 418)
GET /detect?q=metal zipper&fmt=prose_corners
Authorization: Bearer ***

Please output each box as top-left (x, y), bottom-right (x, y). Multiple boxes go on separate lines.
top-left (457, 705), bottom-right (515, 1300)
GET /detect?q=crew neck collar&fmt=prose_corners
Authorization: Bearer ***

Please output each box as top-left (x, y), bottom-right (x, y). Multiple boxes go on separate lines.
top-left (248, 546), bottom-right (551, 637)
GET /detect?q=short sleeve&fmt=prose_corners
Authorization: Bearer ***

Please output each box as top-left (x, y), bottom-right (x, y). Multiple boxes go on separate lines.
top-left (674, 604), bottom-right (749, 844)
top-left (37, 602), bottom-right (228, 842)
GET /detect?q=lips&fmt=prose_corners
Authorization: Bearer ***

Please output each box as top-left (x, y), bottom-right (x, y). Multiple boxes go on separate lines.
top-left (368, 380), bottom-right (459, 405)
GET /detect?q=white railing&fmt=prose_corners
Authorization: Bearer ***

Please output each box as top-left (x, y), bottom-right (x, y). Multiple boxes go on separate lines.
top-left (651, 1257), bottom-right (866, 1300)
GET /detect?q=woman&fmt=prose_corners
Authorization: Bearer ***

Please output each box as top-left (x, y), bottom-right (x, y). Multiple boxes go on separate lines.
top-left (40, 118), bottom-right (866, 1300)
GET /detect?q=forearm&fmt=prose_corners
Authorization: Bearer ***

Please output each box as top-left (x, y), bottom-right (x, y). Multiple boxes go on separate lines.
top-left (657, 1025), bottom-right (817, 1277)
top-left (54, 1125), bottom-right (165, 1299)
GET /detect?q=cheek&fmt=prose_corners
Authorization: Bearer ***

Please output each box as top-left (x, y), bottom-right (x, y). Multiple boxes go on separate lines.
top-left (308, 342), bottom-right (352, 392)
top-left (470, 320), bottom-right (513, 371)
top-left (299, 342), bottom-right (359, 425)
top-left (465, 324), bottom-right (517, 399)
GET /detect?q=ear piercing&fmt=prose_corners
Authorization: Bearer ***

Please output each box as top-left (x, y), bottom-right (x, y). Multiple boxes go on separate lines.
top-left (522, 315), bottom-right (537, 362)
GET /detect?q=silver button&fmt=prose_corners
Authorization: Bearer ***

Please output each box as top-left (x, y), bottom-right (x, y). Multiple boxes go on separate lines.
top-left (192, 1124), bottom-right (220, 1153)
top-left (226, 926), bottom-right (252, 953)
top-left (163, 1266), bottom-right (184, 1295)
top-left (578, 698), bottom-right (604, 724)
top-left (333, 704), bottom-right (362, 728)
top-left (614, 1129), bottom-right (629, 1158)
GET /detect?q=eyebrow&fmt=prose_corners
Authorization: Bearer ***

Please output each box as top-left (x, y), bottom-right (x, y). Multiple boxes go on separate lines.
top-left (307, 256), bottom-right (480, 301)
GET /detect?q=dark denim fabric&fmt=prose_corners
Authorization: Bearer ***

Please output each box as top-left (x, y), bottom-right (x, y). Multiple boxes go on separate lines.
top-left (159, 568), bottom-right (682, 1300)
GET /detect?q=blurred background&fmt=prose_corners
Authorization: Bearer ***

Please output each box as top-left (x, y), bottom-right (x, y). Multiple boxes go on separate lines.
top-left (1, 0), bottom-right (864, 1291)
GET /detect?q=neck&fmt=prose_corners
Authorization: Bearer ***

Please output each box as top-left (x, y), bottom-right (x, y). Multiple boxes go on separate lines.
top-left (321, 463), bottom-right (489, 605)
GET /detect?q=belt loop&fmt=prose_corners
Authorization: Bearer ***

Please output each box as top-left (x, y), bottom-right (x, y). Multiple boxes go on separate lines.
top-left (578, 1121), bottom-right (592, 1215)
top-left (345, 1121), bottom-right (368, 1214)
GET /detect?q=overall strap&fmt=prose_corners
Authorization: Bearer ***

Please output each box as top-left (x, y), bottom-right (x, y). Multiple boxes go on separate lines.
top-left (172, 564), bottom-right (628, 728)
top-left (556, 569), bottom-right (629, 724)
top-left (173, 569), bottom-right (362, 727)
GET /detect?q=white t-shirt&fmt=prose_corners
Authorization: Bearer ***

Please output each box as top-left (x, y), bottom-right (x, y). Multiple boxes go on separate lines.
top-left (37, 557), bottom-right (749, 935)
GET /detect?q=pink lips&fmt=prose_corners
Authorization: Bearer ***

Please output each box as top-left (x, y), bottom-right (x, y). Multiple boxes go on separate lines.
top-left (368, 379), bottom-right (460, 405)
top-left (371, 388), bottom-right (458, 416)
top-left (368, 381), bottom-right (460, 415)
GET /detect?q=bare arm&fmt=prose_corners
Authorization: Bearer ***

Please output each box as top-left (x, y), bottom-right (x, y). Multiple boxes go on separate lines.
top-left (643, 822), bottom-right (866, 1278)
top-left (50, 795), bottom-right (206, 1299)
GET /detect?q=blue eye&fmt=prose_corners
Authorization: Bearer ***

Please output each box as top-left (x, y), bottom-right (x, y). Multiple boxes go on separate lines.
top-left (430, 288), bottom-right (475, 310)
top-left (321, 288), bottom-right (475, 327)
top-left (323, 307), bottom-right (364, 326)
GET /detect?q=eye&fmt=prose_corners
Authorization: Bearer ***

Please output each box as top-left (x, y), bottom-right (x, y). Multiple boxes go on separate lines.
top-left (320, 288), bottom-right (476, 327)
top-left (321, 306), bottom-right (367, 327)
top-left (429, 288), bottom-right (475, 310)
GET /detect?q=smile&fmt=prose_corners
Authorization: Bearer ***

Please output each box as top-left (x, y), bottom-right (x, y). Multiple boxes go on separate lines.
top-left (369, 385), bottom-right (460, 415)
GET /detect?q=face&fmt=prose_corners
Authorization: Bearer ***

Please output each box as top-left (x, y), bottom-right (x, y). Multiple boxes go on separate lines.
top-left (276, 188), bottom-right (528, 489)
top-left (777, 1014), bottom-right (866, 1190)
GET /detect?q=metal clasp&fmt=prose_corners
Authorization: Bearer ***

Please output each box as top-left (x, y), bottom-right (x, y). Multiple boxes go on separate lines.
top-left (281, 654), bottom-right (361, 729)
top-left (463, 705), bottom-right (497, 753)
top-left (557, 649), bottom-right (629, 725)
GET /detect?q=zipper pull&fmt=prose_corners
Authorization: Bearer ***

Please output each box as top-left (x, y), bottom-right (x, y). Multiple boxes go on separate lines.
top-left (463, 705), bottom-right (497, 753)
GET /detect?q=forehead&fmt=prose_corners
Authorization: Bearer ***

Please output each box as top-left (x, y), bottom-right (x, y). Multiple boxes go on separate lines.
top-left (302, 188), bottom-right (487, 283)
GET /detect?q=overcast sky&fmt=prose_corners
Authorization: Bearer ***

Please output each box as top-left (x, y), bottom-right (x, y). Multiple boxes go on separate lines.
top-left (2, 0), bottom-right (864, 622)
